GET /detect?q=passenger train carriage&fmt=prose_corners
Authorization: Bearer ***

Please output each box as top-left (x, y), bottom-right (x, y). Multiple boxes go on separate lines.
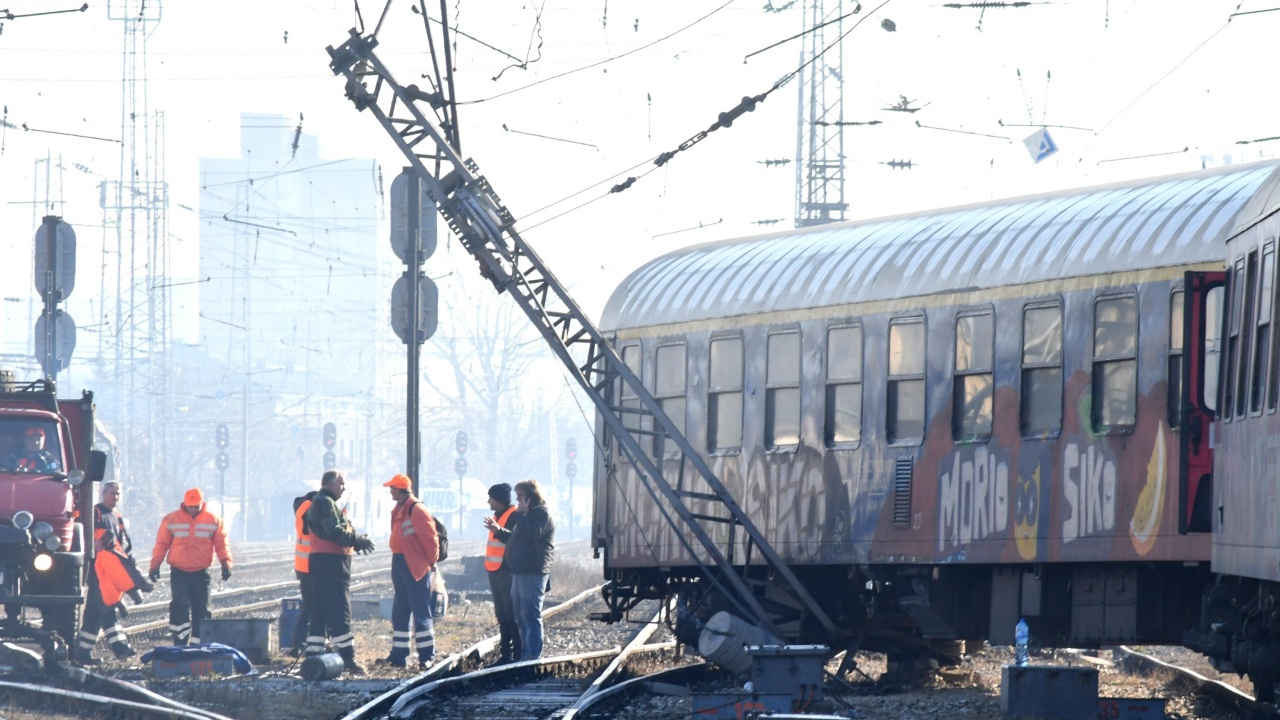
top-left (591, 160), bottom-right (1280, 695)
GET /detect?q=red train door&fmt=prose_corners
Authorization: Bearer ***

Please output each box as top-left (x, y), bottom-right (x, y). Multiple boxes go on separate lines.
top-left (1179, 270), bottom-right (1225, 533)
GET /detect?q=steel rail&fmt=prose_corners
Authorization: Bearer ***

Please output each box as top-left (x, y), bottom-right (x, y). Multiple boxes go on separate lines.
top-left (339, 584), bottom-right (604, 720)
top-left (1115, 646), bottom-right (1258, 715)
top-left (0, 679), bottom-right (220, 719)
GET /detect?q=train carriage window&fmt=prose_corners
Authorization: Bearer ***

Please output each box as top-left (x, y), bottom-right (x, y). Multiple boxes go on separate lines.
top-left (1224, 261), bottom-right (1243, 417)
top-left (654, 344), bottom-right (687, 455)
top-left (825, 325), bottom-right (863, 447)
top-left (1251, 245), bottom-right (1274, 414)
top-left (708, 336), bottom-right (743, 453)
top-left (1093, 296), bottom-right (1138, 430)
top-left (953, 312), bottom-right (994, 442)
top-left (1237, 250), bottom-right (1259, 417)
top-left (620, 344), bottom-right (642, 432)
top-left (1169, 291), bottom-right (1184, 429)
top-left (766, 331), bottom-right (801, 449)
top-left (888, 318), bottom-right (926, 444)
top-left (1205, 285), bottom-right (1223, 414)
top-left (1022, 304), bottom-right (1063, 436)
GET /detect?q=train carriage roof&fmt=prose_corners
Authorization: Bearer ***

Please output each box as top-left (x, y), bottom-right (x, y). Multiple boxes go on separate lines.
top-left (601, 161), bottom-right (1280, 331)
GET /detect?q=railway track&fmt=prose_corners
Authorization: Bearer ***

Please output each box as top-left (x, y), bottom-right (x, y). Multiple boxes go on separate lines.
top-left (1114, 646), bottom-right (1263, 718)
top-left (0, 642), bottom-right (237, 719)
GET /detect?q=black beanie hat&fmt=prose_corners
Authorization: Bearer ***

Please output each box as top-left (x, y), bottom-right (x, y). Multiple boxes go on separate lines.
top-left (488, 483), bottom-right (512, 505)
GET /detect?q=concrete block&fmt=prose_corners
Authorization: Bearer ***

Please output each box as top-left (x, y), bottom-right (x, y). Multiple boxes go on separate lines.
top-left (1001, 665), bottom-right (1098, 720)
top-left (199, 618), bottom-right (275, 664)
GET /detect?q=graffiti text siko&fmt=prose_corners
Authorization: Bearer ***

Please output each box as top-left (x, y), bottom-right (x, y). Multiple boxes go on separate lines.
top-left (1062, 442), bottom-right (1116, 543)
top-left (938, 447), bottom-right (1010, 551)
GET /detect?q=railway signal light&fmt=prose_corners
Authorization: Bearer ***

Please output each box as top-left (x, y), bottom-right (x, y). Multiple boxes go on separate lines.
top-left (215, 424), bottom-right (229, 449)
top-left (454, 456), bottom-right (467, 477)
top-left (455, 430), bottom-right (468, 456)
top-left (566, 438), bottom-right (577, 460)
top-left (323, 422), bottom-right (336, 449)
top-left (565, 461), bottom-right (577, 480)
top-left (216, 452), bottom-right (229, 472)
top-left (323, 451), bottom-right (336, 471)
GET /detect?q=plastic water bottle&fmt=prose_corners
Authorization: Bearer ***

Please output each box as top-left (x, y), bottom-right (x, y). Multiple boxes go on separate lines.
top-left (1015, 618), bottom-right (1030, 667)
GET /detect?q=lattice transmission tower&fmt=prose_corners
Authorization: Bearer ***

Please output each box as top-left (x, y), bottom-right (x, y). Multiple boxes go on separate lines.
top-left (104, 0), bottom-right (170, 508)
top-left (794, 0), bottom-right (848, 227)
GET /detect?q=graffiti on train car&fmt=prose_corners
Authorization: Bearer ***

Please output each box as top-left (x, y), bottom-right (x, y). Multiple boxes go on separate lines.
top-left (1014, 461), bottom-right (1042, 560)
top-left (1128, 423), bottom-right (1167, 556)
top-left (771, 458), bottom-right (825, 560)
top-left (1062, 440), bottom-right (1117, 543)
top-left (937, 447), bottom-right (1011, 551)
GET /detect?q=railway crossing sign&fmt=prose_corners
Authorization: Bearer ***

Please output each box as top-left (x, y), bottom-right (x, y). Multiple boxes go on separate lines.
top-left (1023, 127), bottom-right (1058, 163)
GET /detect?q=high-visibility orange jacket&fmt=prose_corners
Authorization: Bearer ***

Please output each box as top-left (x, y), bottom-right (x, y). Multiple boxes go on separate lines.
top-left (149, 503), bottom-right (232, 574)
top-left (484, 506), bottom-right (517, 572)
top-left (389, 495), bottom-right (438, 582)
top-left (294, 493), bottom-right (315, 573)
top-left (92, 504), bottom-right (139, 605)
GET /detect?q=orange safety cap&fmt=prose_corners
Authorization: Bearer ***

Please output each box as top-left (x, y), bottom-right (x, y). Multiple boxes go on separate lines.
top-left (383, 474), bottom-right (411, 490)
top-left (183, 488), bottom-right (204, 506)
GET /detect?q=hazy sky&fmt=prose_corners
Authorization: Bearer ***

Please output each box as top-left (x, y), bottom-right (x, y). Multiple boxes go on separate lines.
top-left (1, 0), bottom-right (1277, 340)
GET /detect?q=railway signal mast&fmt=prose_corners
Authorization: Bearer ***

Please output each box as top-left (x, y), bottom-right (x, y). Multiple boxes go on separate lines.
top-left (325, 25), bottom-right (837, 642)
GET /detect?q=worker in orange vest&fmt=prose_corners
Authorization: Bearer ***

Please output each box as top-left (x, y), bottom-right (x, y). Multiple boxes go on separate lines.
top-left (379, 474), bottom-right (439, 669)
top-left (288, 488), bottom-right (318, 657)
top-left (484, 483), bottom-right (520, 664)
top-left (148, 488), bottom-right (232, 646)
top-left (75, 481), bottom-right (152, 665)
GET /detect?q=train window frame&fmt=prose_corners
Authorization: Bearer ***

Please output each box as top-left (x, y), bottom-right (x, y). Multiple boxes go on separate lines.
top-left (1268, 238), bottom-right (1280, 413)
top-left (952, 309), bottom-right (995, 444)
top-left (1169, 288), bottom-right (1184, 430)
top-left (1020, 300), bottom-right (1064, 438)
top-left (1224, 258), bottom-right (1244, 420)
top-left (653, 342), bottom-right (687, 458)
top-left (1236, 250), bottom-right (1259, 419)
top-left (765, 329), bottom-right (802, 452)
top-left (616, 342), bottom-right (643, 462)
top-left (708, 333), bottom-right (744, 455)
top-left (824, 323), bottom-right (863, 449)
top-left (1091, 293), bottom-right (1138, 434)
top-left (887, 315), bottom-right (927, 446)
top-left (1251, 243), bottom-right (1275, 416)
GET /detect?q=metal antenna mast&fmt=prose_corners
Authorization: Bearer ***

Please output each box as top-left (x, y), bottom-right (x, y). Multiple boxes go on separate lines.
top-left (325, 28), bottom-right (838, 641)
top-left (106, 0), bottom-right (169, 504)
top-left (794, 0), bottom-right (848, 228)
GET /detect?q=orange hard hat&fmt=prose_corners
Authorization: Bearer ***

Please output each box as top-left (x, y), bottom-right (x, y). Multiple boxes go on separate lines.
top-left (183, 488), bottom-right (204, 506)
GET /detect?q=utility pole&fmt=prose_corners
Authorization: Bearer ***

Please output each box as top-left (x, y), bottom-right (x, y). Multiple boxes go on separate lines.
top-left (795, 0), bottom-right (848, 228)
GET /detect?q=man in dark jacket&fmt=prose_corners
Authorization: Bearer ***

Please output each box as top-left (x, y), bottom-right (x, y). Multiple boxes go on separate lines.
top-left (484, 479), bottom-right (554, 660)
top-left (303, 470), bottom-right (375, 675)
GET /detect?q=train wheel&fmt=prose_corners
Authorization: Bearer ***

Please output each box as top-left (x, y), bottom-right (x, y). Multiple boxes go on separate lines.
top-left (39, 605), bottom-right (80, 661)
top-left (1249, 646), bottom-right (1276, 705)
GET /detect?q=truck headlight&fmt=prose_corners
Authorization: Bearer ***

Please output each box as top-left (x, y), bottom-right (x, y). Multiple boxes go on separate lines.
top-left (43, 536), bottom-right (60, 551)
top-left (12, 511), bottom-right (33, 530)
top-left (32, 554), bottom-right (53, 572)
top-left (67, 469), bottom-right (85, 487)
top-left (32, 522), bottom-right (53, 542)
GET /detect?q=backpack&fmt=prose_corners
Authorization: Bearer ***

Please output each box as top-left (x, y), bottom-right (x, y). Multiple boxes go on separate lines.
top-left (433, 516), bottom-right (449, 562)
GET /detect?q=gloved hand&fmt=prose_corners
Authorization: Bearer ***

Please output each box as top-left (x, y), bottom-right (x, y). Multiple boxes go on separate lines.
top-left (148, 567), bottom-right (161, 583)
top-left (353, 535), bottom-right (375, 555)
top-left (221, 563), bottom-right (232, 581)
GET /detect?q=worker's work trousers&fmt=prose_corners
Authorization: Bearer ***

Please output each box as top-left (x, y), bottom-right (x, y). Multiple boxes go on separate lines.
top-left (78, 579), bottom-right (133, 658)
top-left (488, 567), bottom-right (520, 662)
top-left (289, 570), bottom-right (314, 653)
top-left (306, 553), bottom-right (355, 660)
top-left (388, 554), bottom-right (434, 664)
top-left (168, 568), bottom-right (210, 646)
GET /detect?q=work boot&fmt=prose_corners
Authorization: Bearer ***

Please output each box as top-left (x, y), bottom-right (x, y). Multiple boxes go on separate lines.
top-left (111, 642), bottom-right (137, 660)
top-left (339, 647), bottom-right (366, 675)
top-left (74, 647), bottom-right (100, 667)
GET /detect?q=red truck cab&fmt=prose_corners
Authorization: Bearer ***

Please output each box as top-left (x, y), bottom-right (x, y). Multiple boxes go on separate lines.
top-left (0, 372), bottom-right (105, 655)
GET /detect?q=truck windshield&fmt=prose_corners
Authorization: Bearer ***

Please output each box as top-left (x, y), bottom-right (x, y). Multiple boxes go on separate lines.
top-left (0, 419), bottom-right (63, 474)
